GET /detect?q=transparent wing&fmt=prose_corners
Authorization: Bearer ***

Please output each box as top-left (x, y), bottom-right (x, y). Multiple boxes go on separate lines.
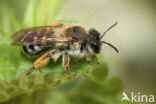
top-left (11, 26), bottom-right (73, 46)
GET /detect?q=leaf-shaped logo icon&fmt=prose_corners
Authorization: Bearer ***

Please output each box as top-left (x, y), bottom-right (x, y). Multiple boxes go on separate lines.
top-left (122, 92), bottom-right (131, 102)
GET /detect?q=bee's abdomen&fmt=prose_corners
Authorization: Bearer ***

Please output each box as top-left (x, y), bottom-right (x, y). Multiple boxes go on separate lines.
top-left (21, 44), bottom-right (53, 56)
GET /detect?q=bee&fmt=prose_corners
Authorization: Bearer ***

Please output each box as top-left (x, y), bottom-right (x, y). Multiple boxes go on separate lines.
top-left (11, 22), bottom-right (118, 75)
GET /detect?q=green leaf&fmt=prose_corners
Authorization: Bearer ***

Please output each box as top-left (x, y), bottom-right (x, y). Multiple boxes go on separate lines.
top-left (47, 63), bottom-right (124, 104)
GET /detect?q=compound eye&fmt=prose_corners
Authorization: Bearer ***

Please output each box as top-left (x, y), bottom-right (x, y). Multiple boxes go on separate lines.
top-left (90, 40), bottom-right (101, 53)
top-left (90, 41), bottom-right (98, 48)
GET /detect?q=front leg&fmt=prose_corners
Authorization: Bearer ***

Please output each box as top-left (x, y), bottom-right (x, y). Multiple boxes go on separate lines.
top-left (86, 50), bottom-right (92, 63)
top-left (62, 52), bottom-right (70, 74)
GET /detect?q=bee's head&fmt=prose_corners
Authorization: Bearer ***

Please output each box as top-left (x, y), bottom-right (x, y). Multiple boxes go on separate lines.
top-left (88, 29), bottom-right (101, 53)
top-left (88, 22), bottom-right (118, 54)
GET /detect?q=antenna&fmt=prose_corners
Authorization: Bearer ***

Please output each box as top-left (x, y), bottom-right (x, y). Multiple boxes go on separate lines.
top-left (100, 22), bottom-right (118, 39)
top-left (102, 41), bottom-right (118, 53)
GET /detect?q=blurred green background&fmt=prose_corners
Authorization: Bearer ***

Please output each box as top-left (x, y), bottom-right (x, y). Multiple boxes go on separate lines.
top-left (0, 0), bottom-right (156, 104)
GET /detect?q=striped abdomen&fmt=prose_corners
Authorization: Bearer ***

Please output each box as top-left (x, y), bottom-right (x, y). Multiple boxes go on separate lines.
top-left (21, 44), bottom-right (53, 56)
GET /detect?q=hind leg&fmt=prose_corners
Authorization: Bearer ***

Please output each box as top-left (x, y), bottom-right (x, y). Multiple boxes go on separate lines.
top-left (26, 49), bottom-right (61, 75)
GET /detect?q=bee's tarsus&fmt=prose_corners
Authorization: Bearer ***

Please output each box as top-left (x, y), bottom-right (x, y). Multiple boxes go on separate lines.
top-left (65, 67), bottom-right (70, 74)
top-left (86, 52), bottom-right (92, 64)
top-left (26, 67), bottom-right (35, 75)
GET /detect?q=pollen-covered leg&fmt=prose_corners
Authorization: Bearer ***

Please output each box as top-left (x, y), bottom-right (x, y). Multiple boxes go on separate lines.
top-left (62, 53), bottom-right (70, 74)
top-left (26, 53), bottom-right (50, 75)
top-left (26, 49), bottom-right (60, 75)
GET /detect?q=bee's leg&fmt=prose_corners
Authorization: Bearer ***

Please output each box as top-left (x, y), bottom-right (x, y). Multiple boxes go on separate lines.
top-left (86, 51), bottom-right (92, 63)
top-left (26, 50), bottom-right (60, 75)
top-left (87, 54), bottom-right (92, 63)
top-left (62, 52), bottom-right (70, 74)
top-left (51, 21), bottom-right (63, 27)
top-left (26, 53), bottom-right (50, 75)
top-left (87, 54), bottom-right (100, 64)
